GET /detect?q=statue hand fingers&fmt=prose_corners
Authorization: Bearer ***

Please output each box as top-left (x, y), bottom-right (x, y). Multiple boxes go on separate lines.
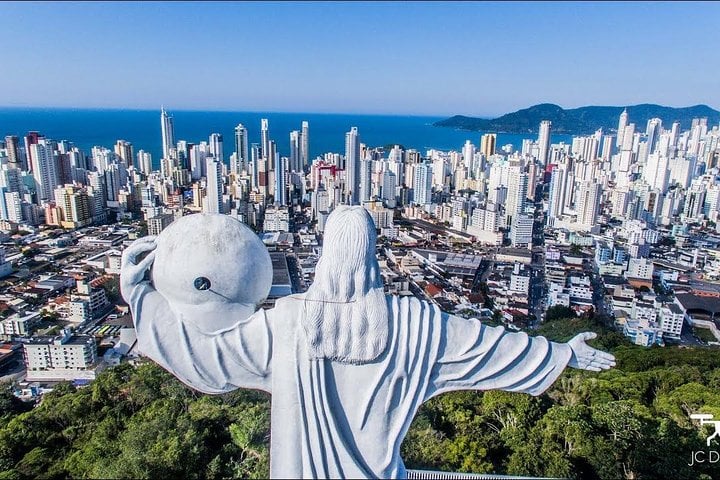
top-left (134, 251), bottom-right (156, 272)
top-left (594, 351), bottom-right (615, 363)
top-left (576, 332), bottom-right (597, 342)
top-left (123, 238), bottom-right (157, 266)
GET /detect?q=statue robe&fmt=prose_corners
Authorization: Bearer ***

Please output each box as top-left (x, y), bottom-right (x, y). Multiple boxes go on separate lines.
top-left (128, 283), bottom-right (573, 479)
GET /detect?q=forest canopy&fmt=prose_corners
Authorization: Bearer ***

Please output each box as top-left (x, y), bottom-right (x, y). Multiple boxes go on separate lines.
top-left (1, 323), bottom-right (719, 479)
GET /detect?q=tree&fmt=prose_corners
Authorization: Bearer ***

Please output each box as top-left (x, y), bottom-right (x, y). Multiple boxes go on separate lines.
top-left (545, 305), bottom-right (577, 322)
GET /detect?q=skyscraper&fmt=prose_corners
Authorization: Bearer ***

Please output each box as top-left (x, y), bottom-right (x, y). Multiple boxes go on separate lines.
top-left (30, 138), bottom-right (59, 205)
top-left (413, 162), bottom-right (432, 206)
top-left (538, 121), bottom-right (552, 166)
top-left (462, 140), bottom-right (475, 174)
top-left (480, 133), bottom-right (496, 157)
top-left (261, 118), bottom-right (270, 160)
top-left (274, 155), bottom-right (287, 206)
top-left (616, 108), bottom-right (628, 148)
top-left (137, 150), bottom-right (153, 175)
top-left (301, 121), bottom-right (310, 171)
top-left (360, 158), bottom-right (372, 204)
top-left (234, 124), bottom-right (249, 173)
top-left (547, 164), bottom-right (567, 225)
top-left (645, 118), bottom-right (662, 154)
top-left (189, 144), bottom-right (206, 181)
top-left (576, 181), bottom-right (602, 230)
top-left (160, 108), bottom-right (176, 160)
top-left (176, 140), bottom-right (190, 170)
top-left (290, 131), bottom-right (301, 173)
top-left (209, 133), bottom-right (224, 162)
top-left (204, 156), bottom-right (223, 214)
top-left (250, 143), bottom-right (260, 190)
top-left (114, 140), bottom-right (133, 168)
top-left (24, 132), bottom-right (42, 173)
top-left (345, 127), bottom-right (360, 205)
top-left (4, 136), bottom-right (20, 169)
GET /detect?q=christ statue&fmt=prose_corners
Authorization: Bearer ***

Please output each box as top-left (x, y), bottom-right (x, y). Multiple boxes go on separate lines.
top-left (120, 206), bottom-right (615, 479)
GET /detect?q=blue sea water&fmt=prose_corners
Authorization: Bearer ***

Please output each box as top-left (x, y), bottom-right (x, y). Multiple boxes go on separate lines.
top-left (0, 107), bottom-right (573, 165)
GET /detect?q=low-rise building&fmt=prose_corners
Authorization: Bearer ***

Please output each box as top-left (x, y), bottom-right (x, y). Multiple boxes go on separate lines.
top-left (23, 330), bottom-right (102, 381)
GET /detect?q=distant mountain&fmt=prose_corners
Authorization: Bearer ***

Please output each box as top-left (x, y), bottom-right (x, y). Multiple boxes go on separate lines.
top-left (434, 103), bottom-right (720, 134)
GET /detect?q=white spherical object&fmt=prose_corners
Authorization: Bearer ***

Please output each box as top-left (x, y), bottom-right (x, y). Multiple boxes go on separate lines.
top-left (152, 214), bottom-right (272, 309)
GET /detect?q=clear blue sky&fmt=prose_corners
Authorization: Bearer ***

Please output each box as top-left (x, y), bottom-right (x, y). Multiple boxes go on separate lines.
top-left (1, 1), bottom-right (718, 116)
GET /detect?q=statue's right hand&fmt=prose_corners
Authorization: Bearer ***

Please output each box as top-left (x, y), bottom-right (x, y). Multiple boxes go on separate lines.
top-left (120, 236), bottom-right (158, 301)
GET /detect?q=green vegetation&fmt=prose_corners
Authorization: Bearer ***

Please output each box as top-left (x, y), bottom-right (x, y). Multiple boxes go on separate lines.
top-left (0, 314), bottom-right (718, 479)
top-left (0, 364), bottom-right (270, 479)
top-left (544, 305), bottom-right (577, 323)
top-left (101, 276), bottom-right (121, 302)
top-left (693, 326), bottom-right (719, 345)
top-left (434, 103), bottom-right (720, 134)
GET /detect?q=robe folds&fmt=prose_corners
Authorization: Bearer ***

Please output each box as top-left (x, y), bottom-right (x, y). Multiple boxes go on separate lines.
top-left (128, 283), bottom-right (572, 479)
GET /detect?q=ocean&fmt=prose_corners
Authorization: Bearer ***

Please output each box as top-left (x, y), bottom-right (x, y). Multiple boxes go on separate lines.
top-left (0, 107), bottom-right (573, 164)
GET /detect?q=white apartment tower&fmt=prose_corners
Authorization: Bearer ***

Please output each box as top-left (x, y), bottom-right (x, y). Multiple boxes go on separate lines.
top-left (160, 107), bottom-right (176, 160)
top-left (31, 139), bottom-right (59, 205)
top-left (616, 108), bottom-right (628, 148)
top-left (137, 150), bottom-right (152, 175)
top-left (576, 181), bottom-right (602, 230)
top-left (204, 156), bottom-right (223, 214)
top-left (547, 164), bottom-right (567, 225)
top-left (301, 121), bottom-right (310, 171)
top-left (209, 133), bottom-right (224, 162)
top-left (413, 162), bottom-right (432, 206)
top-left (538, 120), bottom-right (552, 165)
top-left (290, 131), bottom-right (301, 173)
top-left (345, 127), bottom-right (361, 205)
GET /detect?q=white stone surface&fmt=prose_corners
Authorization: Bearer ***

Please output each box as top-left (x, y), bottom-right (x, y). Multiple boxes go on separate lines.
top-left (151, 213), bottom-right (272, 333)
top-left (121, 207), bottom-right (615, 479)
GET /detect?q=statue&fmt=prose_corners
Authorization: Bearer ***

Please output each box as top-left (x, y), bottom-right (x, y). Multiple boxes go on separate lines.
top-left (120, 206), bottom-right (615, 479)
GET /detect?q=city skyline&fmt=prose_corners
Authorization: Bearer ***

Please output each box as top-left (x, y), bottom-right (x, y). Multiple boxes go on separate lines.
top-left (1, 2), bottom-right (718, 116)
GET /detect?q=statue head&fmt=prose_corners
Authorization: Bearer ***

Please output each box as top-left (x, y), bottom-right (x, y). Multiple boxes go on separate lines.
top-left (152, 213), bottom-right (272, 333)
top-left (303, 205), bottom-right (389, 364)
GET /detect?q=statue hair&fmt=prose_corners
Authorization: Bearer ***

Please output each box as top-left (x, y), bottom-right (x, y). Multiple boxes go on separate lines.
top-left (302, 205), bottom-right (389, 364)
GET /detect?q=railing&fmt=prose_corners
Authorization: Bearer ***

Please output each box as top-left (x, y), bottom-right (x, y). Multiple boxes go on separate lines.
top-left (406, 470), bottom-right (565, 480)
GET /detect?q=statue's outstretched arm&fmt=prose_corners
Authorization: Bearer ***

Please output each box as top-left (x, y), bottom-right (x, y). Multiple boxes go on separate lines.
top-left (121, 237), bottom-right (273, 394)
top-left (427, 313), bottom-right (614, 399)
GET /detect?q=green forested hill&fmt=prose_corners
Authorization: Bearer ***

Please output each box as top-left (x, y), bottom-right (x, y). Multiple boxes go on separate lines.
top-left (1, 321), bottom-right (719, 479)
top-left (434, 103), bottom-right (720, 134)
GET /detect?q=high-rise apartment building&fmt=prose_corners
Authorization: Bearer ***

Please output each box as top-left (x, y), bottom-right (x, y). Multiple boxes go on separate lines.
top-left (137, 150), bottom-right (152, 175)
top-left (616, 108), bottom-right (628, 148)
top-left (576, 181), bottom-right (602, 230)
top-left (234, 124), bottom-right (249, 173)
top-left (114, 140), bottom-right (133, 168)
top-left (538, 121), bottom-right (552, 165)
top-left (204, 156), bottom-right (223, 214)
top-left (480, 133), bottom-right (496, 158)
top-left (345, 127), bottom-right (361, 205)
top-left (261, 118), bottom-right (270, 160)
top-left (290, 131), bottom-right (301, 173)
top-left (30, 138), bottom-right (59, 205)
top-left (160, 108), bottom-right (176, 160)
top-left (301, 121), bottom-right (310, 171)
top-left (209, 133), bottom-right (224, 162)
top-left (24, 132), bottom-right (42, 173)
top-left (274, 154), bottom-right (287, 206)
top-left (413, 162), bottom-right (432, 206)
top-left (4, 136), bottom-right (21, 169)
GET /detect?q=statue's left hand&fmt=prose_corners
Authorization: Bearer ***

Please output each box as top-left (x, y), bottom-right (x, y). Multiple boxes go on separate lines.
top-left (567, 332), bottom-right (616, 372)
top-left (120, 236), bottom-right (157, 300)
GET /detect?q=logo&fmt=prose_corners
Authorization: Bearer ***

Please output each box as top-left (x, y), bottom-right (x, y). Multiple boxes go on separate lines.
top-left (690, 414), bottom-right (720, 447)
top-left (689, 413), bottom-right (720, 467)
